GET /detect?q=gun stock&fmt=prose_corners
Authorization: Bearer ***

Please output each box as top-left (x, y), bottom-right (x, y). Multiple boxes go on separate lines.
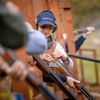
top-left (74, 28), bottom-right (88, 35)
top-left (33, 55), bottom-right (78, 100)
top-left (74, 24), bottom-right (100, 35)
top-left (0, 47), bottom-right (58, 100)
top-left (58, 59), bottom-right (94, 100)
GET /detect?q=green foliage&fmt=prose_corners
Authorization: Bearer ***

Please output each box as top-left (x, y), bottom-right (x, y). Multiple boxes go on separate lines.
top-left (59, 0), bottom-right (100, 28)
top-left (78, 60), bottom-right (100, 84)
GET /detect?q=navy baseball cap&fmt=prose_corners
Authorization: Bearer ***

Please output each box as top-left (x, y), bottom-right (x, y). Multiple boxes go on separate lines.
top-left (37, 11), bottom-right (56, 28)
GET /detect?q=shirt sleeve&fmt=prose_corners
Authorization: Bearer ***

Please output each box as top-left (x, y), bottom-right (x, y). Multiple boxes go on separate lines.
top-left (43, 72), bottom-right (67, 83)
top-left (65, 35), bottom-right (86, 52)
top-left (75, 35), bottom-right (86, 51)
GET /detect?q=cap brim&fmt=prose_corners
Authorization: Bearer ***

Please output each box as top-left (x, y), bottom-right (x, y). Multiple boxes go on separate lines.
top-left (38, 21), bottom-right (56, 27)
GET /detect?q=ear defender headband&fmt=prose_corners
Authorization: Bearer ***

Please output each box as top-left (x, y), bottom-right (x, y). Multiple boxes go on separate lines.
top-left (35, 10), bottom-right (57, 33)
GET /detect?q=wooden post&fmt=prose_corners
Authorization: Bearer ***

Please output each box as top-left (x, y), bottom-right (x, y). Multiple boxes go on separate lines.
top-left (32, 0), bottom-right (49, 29)
top-left (59, 2), bottom-right (79, 79)
top-left (32, 0), bottom-right (48, 16)
top-left (47, 0), bottom-right (63, 41)
top-left (59, 3), bottom-right (84, 100)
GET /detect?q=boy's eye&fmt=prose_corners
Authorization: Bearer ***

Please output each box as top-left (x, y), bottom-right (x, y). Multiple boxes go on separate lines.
top-left (40, 25), bottom-right (53, 30)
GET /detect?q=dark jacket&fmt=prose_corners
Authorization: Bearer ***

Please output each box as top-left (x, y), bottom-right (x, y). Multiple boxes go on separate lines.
top-left (65, 35), bottom-right (86, 52)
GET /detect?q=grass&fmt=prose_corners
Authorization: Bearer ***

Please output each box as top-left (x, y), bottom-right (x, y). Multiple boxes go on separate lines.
top-left (77, 60), bottom-right (100, 84)
top-left (76, 30), bottom-right (100, 84)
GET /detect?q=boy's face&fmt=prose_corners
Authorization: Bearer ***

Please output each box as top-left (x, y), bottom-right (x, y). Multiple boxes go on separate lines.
top-left (38, 24), bottom-right (54, 38)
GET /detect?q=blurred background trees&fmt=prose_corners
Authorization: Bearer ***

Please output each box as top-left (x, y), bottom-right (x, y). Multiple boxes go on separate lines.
top-left (59, 0), bottom-right (100, 29)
